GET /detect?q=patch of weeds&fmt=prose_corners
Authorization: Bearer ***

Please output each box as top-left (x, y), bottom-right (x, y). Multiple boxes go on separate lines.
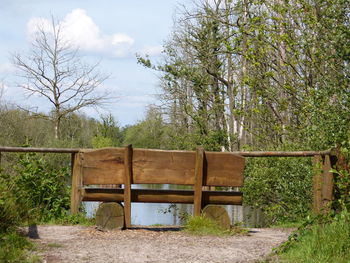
top-left (183, 216), bottom-right (248, 236)
top-left (47, 213), bottom-right (95, 226)
top-left (0, 231), bottom-right (41, 263)
top-left (47, 242), bottom-right (63, 248)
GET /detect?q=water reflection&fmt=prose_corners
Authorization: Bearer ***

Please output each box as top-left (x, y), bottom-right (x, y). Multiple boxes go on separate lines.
top-left (84, 184), bottom-right (265, 227)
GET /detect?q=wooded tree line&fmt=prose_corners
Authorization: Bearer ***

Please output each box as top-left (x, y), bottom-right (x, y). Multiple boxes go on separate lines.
top-left (139, 0), bottom-right (349, 151)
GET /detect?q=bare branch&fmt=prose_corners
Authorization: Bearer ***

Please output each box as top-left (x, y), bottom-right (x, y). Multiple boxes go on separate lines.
top-left (12, 16), bottom-right (111, 139)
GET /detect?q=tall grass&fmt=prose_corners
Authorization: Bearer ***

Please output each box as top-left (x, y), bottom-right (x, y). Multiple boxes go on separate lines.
top-left (0, 232), bottom-right (41, 263)
top-left (278, 210), bottom-right (350, 263)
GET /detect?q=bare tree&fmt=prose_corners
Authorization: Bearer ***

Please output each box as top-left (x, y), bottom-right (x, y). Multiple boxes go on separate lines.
top-left (13, 18), bottom-right (110, 139)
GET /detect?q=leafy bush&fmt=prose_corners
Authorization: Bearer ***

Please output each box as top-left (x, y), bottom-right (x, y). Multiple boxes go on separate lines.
top-left (243, 157), bottom-right (312, 225)
top-left (0, 173), bottom-right (32, 232)
top-left (13, 153), bottom-right (70, 222)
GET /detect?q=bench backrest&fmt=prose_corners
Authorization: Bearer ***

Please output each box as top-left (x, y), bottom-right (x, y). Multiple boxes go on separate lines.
top-left (77, 147), bottom-right (245, 187)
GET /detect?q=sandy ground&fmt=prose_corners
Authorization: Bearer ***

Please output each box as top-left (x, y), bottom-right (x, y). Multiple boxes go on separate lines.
top-left (26, 225), bottom-right (292, 263)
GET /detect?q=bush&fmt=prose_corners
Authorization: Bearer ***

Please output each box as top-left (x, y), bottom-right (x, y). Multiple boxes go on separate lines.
top-left (12, 153), bottom-right (70, 222)
top-left (242, 157), bottom-right (312, 225)
top-left (0, 173), bottom-right (32, 232)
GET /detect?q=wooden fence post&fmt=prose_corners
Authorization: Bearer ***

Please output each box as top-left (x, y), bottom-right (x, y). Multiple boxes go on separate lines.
top-left (312, 155), bottom-right (323, 214)
top-left (321, 154), bottom-right (334, 212)
top-left (71, 152), bottom-right (83, 214)
top-left (312, 154), bottom-right (334, 214)
top-left (193, 147), bottom-right (204, 217)
top-left (124, 145), bottom-right (133, 228)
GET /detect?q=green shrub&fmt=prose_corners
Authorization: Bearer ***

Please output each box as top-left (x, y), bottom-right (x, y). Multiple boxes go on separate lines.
top-left (242, 157), bottom-right (312, 225)
top-left (13, 153), bottom-right (70, 222)
top-left (0, 173), bottom-right (32, 233)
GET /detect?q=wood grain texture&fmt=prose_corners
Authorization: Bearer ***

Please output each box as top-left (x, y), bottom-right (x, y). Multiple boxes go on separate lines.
top-left (312, 155), bottom-right (323, 214)
top-left (82, 188), bottom-right (243, 205)
top-left (70, 153), bottom-right (83, 214)
top-left (194, 147), bottom-right (204, 216)
top-left (95, 202), bottom-right (124, 230)
top-left (79, 147), bottom-right (245, 187)
top-left (132, 148), bottom-right (245, 186)
top-left (82, 147), bottom-right (125, 185)
top-left (124, 145), bottom-right (133, 228)
top-left (321, 154), bottom-right (334, 212)
top-left (202, 205), bottom-right (231, 229)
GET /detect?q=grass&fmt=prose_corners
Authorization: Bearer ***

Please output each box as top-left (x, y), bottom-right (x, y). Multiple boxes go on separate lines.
top-left (0, 231), bottom-right (41, 263)
top-left (272, 210), bottom-right (350, 263)
top-left (45, 212), bottom-right (95, 226)
top-left (183, 215), bottom-right (248, 236)
top-left (47, 242), bottom-right (63, 248)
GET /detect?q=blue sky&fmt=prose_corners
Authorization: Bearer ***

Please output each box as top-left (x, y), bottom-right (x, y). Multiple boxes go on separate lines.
top-left (0, 0), bottom-right (191, 126)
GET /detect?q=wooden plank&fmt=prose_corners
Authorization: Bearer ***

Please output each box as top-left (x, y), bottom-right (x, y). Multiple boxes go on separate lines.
top-left (193, 147), bottom-right (204, 216)
top-left (79, 147), bottom-right (245, 187)
top-left (82, 188), bottom-right (243, 205)
top-left (205, 152), bottom-right (245, 186)
top-left (321, 155), bottom-right (334, 212)
top-left (132, 149), bottom-right (245, 187)
top-left (124, 145), bottom-right (133, 228)
top-left (132, 149), bottom-right (195, 185)
top-left (312, 155), bottom-right (323, 214)
top-left (70, 153), bottom-right (83, 214)
top-left (82, 147), bottom-right (125, 185)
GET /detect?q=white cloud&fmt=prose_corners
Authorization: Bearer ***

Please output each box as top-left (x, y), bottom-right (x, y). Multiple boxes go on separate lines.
top-left (0, 62), bottom-right (15, 74)
top-left (138, 45), bottom-right (163, 56)
top-left (27, 9), bottom-right (135, 58)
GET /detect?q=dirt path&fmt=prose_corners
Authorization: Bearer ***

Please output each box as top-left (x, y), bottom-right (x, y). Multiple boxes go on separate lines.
top-left (28, 225), bottom-right (292, 263)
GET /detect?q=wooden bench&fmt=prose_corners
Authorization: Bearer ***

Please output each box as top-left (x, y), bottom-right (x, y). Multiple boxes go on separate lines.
top-left (71, 146), bottom-right (245, 228)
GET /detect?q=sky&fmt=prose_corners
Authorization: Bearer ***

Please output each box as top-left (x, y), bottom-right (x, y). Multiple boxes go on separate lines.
top-left (0, 0), bottom-right (191, 126)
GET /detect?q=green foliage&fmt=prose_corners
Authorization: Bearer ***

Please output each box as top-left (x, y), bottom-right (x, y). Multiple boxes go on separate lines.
top-left (277, 210), bottom-right (350, 263)
top-left (49, 212), bottom-right (95, 226)
top-left (13, 153), bottom-right (70, 222)
top-left (91, 135), bottom-right (114, 148)
top-left (0, 232), bottom-right (40, 263)
top-left (183, 216), bottom-right (228, 236)
top-left (243, 157), bottom-right (312, 225)
top-left (123, 107), bottom-right (168, 149)
top-left (183, 216), bottom-right (248, 236)
top-left (0, 173), bottom-right (32, 232)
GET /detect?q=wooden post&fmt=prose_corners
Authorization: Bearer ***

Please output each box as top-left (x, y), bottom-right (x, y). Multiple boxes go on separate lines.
top-left (321, 154), bottom-right (333, 212)
top-left (71, 152), bottom-right (83, 214)
top-left (193, 147), bottom-right (204, 217)
top-left (312, 154), bottom-right (334, 214)
top-left (124, 145), bottom-right (133, 228)
top-left (312, 155), bottom-right (323, 214)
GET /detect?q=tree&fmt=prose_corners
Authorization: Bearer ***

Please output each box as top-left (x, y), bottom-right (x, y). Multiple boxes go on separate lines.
top-left (13, 17), bottom-right (110, 139)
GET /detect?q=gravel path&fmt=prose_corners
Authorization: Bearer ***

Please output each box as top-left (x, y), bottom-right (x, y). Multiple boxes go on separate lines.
top-left (27, 225), bottom-right (292, 263)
